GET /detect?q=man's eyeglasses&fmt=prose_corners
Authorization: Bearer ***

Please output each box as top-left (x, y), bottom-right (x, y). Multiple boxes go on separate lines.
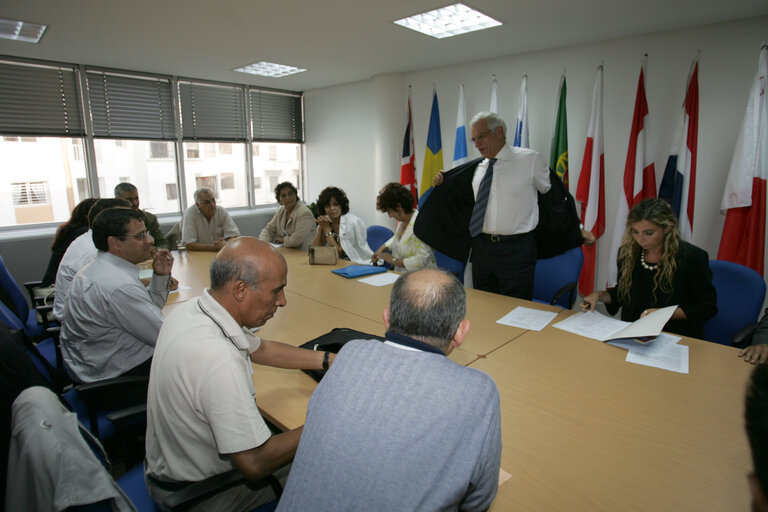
top-left (198, 198), bottom-right (216, 205)
top-left (471, 130), bottom-right (493, 143)
top-left (120, 230), bottom-right (149, 241)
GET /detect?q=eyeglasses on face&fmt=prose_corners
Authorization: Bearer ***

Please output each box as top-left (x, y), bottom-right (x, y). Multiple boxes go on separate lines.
top-left (471, 130), bottom-right (493, 143)
top-left (120, 230), bottom-right (149, 241)
top-left (198, 197), bottom-right (216, 205)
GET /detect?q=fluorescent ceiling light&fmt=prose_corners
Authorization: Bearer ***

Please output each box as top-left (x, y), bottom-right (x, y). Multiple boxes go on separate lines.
top-left (394, 3), bottom-right (501, 39)
top-left (234, 61), bottom-right (307, 78)
top-left (0, 17), bottom-right (47, 44)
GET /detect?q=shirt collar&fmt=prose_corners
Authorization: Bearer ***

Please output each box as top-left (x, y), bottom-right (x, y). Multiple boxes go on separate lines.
top-left (385, 331), bottom-right (446, 356)
top-left (99, 251), bottom-right (140, 276)
top-left (197, 289), bottom-right (252, 351)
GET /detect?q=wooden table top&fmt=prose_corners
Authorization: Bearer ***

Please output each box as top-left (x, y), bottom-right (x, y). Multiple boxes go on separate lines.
top-left (162, 245), bottom-right (755, 511)
top-left (482, 324), bottom-right (753, 511)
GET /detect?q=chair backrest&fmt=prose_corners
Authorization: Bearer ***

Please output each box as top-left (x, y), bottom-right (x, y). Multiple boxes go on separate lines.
top-left (0, 255), bottom-right (31, 324)
top-left (533, 246), bottom-right (584, 309)
top-left (366, 225), bottom-right (394, 252)
top-left (703, 260), bottom-right (766, 346)
top-left (164, 222), bottom-right (182, 251)
top-left (434, 251), bottom-right (465, 283)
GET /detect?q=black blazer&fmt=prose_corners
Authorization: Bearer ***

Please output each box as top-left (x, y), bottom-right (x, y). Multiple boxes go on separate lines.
top-left (414, 158), bottom-right (483, 261)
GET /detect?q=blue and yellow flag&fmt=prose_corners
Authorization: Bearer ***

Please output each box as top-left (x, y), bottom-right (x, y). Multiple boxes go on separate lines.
top-left (420, 90), bottom-right (444, 195)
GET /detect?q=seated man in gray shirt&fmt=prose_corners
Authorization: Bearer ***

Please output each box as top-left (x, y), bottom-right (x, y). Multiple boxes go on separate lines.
top-left (60, 207), bottom-right (173, 383)
top-left (181, 187), bottom-right (241, 251)
top-left (277, 269), bottom-right (502, 511)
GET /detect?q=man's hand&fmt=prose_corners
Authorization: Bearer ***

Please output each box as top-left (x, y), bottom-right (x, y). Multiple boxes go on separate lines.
top-left (581, 228), bottom-right (596, 246)
top-left (739, 344), bottom-right (768, 364)
top-left (433, 170), bottom-right (445, 187)
top-left (214, 239), bottom-right (229, 250)
top-left (152, 248), bottom-right (174, 276)
top-left (169, 276), bottom-right (179, 290)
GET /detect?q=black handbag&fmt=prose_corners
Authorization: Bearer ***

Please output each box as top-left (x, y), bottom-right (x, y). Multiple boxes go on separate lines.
top-left (299, 327), bottom-right (385, 382)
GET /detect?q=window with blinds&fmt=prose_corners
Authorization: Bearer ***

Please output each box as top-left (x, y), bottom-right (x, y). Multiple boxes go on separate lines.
top-left (86, 71), bottom-right (175, 140)
top-left (0, 59), bottom-right (84, 137)
top-left (249, 89), bottom-right (303, 143)
top-left (178, 81), bottom-right (247, 141)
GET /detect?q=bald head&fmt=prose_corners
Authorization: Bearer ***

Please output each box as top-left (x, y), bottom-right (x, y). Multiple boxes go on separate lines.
top-left (388, 269), bottom-right (466, 349)
top-left (209, 237), bottom-right (288, 328)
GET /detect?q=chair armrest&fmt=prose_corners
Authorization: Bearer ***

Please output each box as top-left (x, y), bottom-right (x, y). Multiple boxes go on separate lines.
top-left (550, 281), bottom-right (577, 307)
top-left (75, 376), bottom-right (150, 411)
top-left (106, 403), bottom-right (147, 430)
top-left (163, 470), bottom-right (283, 511)
top-left (23, 280), bottom-right (44, 304)
top-left (733, 322), bottom-right (758, 349)
top-left (35, 305), bottom-right (56, 330)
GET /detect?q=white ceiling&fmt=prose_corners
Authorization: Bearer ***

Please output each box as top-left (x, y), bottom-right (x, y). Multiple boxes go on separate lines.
top-left (1, 0), bottom-right (767, 92)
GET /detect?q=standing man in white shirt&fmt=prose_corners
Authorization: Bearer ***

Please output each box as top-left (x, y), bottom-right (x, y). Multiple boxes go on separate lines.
top-left (415, 112), bottom-right (551, 299)
top-left (181, 187), bottom-right (241, 251)
top-left (60, 207), bottom-right (173, 383)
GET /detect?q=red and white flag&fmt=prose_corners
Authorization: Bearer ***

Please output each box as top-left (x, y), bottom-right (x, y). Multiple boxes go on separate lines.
top-left (718, 46), bottom-right (768, 276)
top-left (607, 62), bottom-right (657, 286)
top-left (400, 89), bottom-right (418, 208)
top-left (575, 66), bottom-right (605, 296)
top-left (658, 58), bottom-right (699, 241)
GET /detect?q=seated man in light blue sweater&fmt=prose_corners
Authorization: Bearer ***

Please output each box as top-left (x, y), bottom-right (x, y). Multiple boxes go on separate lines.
top-left (277, 269), bottom-right (502, 511)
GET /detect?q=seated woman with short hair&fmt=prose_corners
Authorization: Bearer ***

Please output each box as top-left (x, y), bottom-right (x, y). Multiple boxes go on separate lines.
top-left (259, 182), bottom-right (315, 250)
top-left (580, 198), bottom-right (717, 339)
top-left (311, 186), bottom-right (372, 264)
top-left (371, 183), bottom-right (436, 272)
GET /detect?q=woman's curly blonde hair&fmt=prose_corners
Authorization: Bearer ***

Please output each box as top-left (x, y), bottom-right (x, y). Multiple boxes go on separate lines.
top-left (616, 198), bottom-right (679, 304)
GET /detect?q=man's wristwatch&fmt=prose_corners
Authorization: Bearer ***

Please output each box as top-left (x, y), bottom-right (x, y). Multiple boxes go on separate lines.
top-left (322, 351), bottom-right (330, 370)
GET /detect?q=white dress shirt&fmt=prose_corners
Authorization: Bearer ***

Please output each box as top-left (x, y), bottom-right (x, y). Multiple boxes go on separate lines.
top-left (60, 251), bottom-right (169, 383)
top-left (53, 230), bottom-right (97, 320)
top-left (181, 205), bottom-right (241, 244)
top-left (338, 213), bottom-right (373, 264)
top-left (471, 145), bottom-right (551, 235)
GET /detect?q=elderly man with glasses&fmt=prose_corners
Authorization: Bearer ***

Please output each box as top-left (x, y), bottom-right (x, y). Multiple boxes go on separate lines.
top-left (181, 187), bottom-right (241, 251)
top-left (60, 207), bottom-right (174, 383)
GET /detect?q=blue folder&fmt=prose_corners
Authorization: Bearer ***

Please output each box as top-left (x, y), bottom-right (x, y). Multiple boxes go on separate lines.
top-left (331, 265), bottom-right (388, 279)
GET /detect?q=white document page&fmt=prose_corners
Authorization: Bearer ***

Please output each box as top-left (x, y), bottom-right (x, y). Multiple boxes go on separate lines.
top-left (496, 307), bottom-right (559, 331)
top-left (553, 311), bottom-right (628, 340)
top-left (553, 306), bottom-right (677, 342)
top-left (358, 272), bottom-right (399, 287)
top-left (608, 333), bottom-right (689, 373)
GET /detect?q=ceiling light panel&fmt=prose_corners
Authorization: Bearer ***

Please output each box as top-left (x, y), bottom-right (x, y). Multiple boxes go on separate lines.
top-left (0, 17), bottom-right (47, 44)
top-left (394, 3), bottom-right (502, 39)
top-left (234, 61), bottom-right (307, 78)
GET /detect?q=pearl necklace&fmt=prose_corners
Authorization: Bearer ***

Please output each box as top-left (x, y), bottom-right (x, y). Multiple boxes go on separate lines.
top-left (640, 251), bottom-right (658, 271)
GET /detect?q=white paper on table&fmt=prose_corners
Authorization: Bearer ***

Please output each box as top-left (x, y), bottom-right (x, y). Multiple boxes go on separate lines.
top-left (138, 269), bottom-right (153, 280)
top-left (607, 332), bottom-right (681, 354)
top-left (358, 272), bottom-right (399, 287)
top-left (269, 242), bottom-right (283, 248)
top-left (625, 342), bottom-right (689, 373)
top-left (607, 306), bottom-right (677, 341)
top-left (168, 285), bottom-right (192, 295)
top-left (496, 307), bottom-right (559, 331)
top-left (553, 306), bottom-right (677, 342)
top-left (553, 311), bottom-right (628, 340)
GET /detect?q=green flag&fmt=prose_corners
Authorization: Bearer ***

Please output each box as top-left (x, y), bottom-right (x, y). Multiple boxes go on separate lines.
top-left (550, 75), bottom-right (569, 187)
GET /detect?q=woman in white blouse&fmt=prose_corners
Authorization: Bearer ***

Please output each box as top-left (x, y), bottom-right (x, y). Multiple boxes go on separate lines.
top-left (371, 183), bottom-right (436, 272)
top-left (311, 186), bottom-right (373, 264)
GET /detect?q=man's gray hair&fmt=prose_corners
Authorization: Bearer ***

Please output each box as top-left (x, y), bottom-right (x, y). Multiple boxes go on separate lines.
top-left (388, 270), bottom-right (466, 349)
top-left (210, 256), bottom-right (260, 290)
top-left (194, 187), bottom-right (214, 203)
top-left (114, 182), bottom-right (137, 197)
top-left (470, 111), bottom-right (506, 141)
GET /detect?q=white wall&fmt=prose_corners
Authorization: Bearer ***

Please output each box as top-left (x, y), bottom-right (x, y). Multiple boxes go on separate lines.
top-left (305, 15), bottom-right (768, 293)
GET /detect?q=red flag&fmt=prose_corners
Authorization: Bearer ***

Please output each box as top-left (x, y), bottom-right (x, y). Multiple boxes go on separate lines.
top-left (607, 63), bottom-right (657, 286)
top-left (575, 66), bottom-right (605, 296)
top-left (400, 91), bottom-right (418, 208)
top-left (718, 47), bottom-right (768, 276)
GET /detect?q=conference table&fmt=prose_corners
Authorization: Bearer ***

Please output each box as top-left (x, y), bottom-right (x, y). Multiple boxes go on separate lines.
top-left (164, 247), bottom-right (753, 511)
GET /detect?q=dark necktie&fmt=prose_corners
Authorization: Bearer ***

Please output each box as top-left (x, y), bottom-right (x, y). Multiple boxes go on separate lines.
top-left (469, 158), bottom-right (497, 237)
